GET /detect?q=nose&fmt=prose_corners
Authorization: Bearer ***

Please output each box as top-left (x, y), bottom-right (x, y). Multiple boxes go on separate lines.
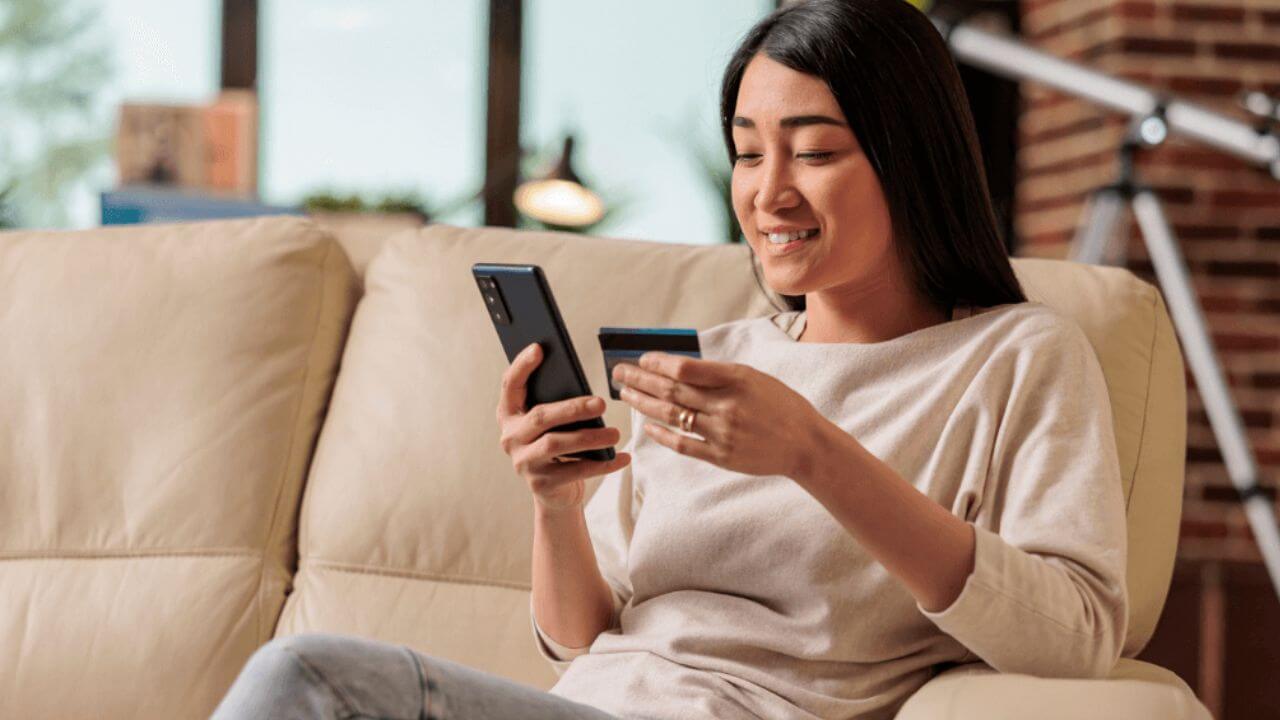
top-left (754, 155), bottom-right (801, 215)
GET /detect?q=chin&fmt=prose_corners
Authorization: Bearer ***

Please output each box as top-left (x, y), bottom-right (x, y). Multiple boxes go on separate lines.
top-left (760, 269), bottom-right (810, 299)
top-left (754, 244), bottom-right (819, 293)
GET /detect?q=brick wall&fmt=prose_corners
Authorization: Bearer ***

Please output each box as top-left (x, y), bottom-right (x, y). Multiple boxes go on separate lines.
top-left (1016, 0), bottom-right (1280, 564)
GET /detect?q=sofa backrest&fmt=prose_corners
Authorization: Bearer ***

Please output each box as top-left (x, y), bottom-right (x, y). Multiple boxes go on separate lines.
top-left (0, 217), bottom-right (359, 718)
top-left (0, 216), bottom-right (1184, 714)
top-left (282, 223), bottom-right (1185, 689)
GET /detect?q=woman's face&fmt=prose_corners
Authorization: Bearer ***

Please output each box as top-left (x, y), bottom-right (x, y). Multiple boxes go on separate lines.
top-left (730, 53), bottom-right (900, 302)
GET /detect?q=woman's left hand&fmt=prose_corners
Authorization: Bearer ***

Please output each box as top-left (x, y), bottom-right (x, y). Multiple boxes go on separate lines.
top-left (613, 352), bottom-right (826, 479)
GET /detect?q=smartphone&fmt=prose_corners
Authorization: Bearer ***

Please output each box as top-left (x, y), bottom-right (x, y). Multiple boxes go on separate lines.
top-left (472, 263), bottom-right (615, 463)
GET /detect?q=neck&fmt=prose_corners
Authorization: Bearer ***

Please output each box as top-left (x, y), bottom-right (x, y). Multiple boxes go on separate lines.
top-left (798, 284), bottom-right (950, 344)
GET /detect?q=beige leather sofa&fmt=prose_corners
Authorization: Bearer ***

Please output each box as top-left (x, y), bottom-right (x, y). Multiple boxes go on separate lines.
top-left (0, 216), bottom-right (1211, 719)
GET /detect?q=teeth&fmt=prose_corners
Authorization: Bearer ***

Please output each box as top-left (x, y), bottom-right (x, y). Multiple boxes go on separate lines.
top-left (767, 229), bottom-right (818, 244)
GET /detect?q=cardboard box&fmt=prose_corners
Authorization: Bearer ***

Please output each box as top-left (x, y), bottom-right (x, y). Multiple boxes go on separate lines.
top-left (116, 103), bottom-right (207, 188)
top-left (115, 92), bottom-right (258, 196)
top-left (203, 90), bottom-right (258, 195)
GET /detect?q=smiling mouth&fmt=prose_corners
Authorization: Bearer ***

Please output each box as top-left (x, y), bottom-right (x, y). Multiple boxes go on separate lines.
top-left (764, 229), bottom-right (819, 244)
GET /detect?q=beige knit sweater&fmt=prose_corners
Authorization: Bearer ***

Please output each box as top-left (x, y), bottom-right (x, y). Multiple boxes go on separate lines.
top-left (530, 302), bottom-right (1129, 720)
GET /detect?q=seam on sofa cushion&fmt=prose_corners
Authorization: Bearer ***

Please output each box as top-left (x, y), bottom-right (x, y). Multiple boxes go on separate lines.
top-left (1125, 284), bottom-right (1160, 513)
top-left (0, 549), bottom-right (258, 560)
top-left (256, 236), bottom-right (336, 644)
top-left (305, 559), bottom-right (533, 593)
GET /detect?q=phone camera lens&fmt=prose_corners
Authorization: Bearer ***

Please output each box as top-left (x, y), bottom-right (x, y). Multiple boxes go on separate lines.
top-left (485, 294), bottom-right (496, 304)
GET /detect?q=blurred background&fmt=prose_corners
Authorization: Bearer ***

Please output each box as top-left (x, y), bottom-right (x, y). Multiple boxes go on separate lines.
top-left (2, 0), bottom-right (1278, 716)
top-left (0, 0), bottom-right (784, 241)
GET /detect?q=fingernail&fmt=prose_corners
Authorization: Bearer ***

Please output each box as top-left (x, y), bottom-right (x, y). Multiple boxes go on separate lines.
top-left (588, 397), bottom-right (604, 410)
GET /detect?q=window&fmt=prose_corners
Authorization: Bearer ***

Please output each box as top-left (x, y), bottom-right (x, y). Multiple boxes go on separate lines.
top-left (259, 0), bottom-right (487, 224)
top-left (522, 0), bottom-right (773, 244)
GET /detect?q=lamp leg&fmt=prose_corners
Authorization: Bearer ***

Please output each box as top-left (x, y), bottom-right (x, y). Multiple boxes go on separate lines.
top-left (1070, 188), bottom-right (1127, 266)
top-left (1131, 188), bottom-right (1280, 603)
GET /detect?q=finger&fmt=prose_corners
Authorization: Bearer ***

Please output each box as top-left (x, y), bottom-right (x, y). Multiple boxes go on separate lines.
top-left (497, 343), bottom-right (542, 419)
top-left (613, 363), bottom-right (714, 413)
top-left (514, 395), bottom-right (608, 446)
top-left (642, 422), bottom-right (718, 464)
top-left (638, 352), bottom-right (739, 389)
top-left (533, 451), bottom-right (632, 486)
top-left (531, 426), bottom-right (620, 463)
top-left (619, 385), bottom-right (721, 445)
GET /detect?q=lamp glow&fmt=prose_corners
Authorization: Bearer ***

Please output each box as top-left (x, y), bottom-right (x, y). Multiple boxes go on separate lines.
top-left (513, 135), bottom-right (605, 228)
top-left (514, 178), bottom-right (604, 227)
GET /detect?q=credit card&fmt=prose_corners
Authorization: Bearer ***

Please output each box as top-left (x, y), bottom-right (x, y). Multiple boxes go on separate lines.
top-left (598, 327), bottom-right (701, 400)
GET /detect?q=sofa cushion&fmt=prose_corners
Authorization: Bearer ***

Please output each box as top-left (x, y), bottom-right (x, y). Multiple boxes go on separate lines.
top-left (314, 212), bottom-right (415, 285)
top-left (896, 658), bottom-right (1210, 720)
top-left (0, 217), bottom-right (359, 718)
top-left (277, 225), bottom-right (777, 688)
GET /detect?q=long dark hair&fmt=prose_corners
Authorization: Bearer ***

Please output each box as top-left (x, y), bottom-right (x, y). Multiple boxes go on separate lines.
top-left (722, 0), bottom-right (1026, 313)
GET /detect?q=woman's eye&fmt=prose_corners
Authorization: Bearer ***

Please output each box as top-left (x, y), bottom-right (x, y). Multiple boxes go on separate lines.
top-left (733, 151), bottom-right (833, 164)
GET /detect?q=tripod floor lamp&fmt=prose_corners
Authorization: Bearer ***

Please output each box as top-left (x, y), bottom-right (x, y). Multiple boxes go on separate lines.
top-left (932, 8), bottom-right (1280, 604)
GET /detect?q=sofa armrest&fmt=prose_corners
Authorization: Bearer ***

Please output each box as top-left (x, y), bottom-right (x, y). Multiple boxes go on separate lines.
top-left (896, 659), bottom-right (1211, 720)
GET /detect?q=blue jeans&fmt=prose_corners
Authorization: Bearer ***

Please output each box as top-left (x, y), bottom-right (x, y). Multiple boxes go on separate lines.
top-left (211, 633), bottom-right (621, 720)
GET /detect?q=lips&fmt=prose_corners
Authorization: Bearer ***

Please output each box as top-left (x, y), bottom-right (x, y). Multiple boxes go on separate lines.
top-left (764, 235), bottom-right (815, 256)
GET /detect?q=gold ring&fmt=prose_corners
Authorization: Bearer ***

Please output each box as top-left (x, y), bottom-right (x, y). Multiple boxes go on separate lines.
top-left (677, 407), bottom-right (696, 433)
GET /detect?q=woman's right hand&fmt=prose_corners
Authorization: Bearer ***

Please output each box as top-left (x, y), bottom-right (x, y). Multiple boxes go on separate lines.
top-left (497, 342), bottom-right (632, 513)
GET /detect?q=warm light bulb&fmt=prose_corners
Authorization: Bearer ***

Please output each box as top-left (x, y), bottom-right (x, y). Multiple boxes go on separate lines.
top-left (514, 179), bottom-right (605, 227)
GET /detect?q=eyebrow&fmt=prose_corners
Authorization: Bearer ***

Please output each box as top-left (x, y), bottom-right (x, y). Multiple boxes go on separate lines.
top-left (732, 115), bottom-right (847, 129)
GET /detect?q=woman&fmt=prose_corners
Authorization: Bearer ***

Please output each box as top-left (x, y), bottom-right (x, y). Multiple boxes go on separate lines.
top-left (213, 1), bottom-right (1128, 718)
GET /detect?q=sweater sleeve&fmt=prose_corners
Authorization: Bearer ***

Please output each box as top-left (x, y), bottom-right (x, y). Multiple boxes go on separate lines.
top-left (530, 408), bottom-right (641, 674)
top-left (919, 319), bottom-right (1129, 679)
